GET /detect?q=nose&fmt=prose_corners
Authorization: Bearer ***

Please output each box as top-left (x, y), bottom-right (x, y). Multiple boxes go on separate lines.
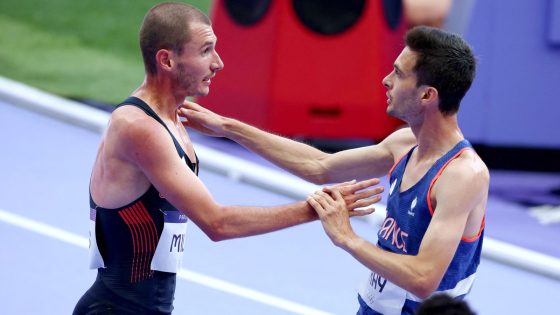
top-left (212, 51), bottom-right (224, 72)
top-left (382, 72), bottom-right (391, 89)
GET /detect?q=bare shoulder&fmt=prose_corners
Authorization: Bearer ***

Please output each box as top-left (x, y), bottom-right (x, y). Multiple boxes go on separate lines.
top-left (380, 127), bottom-right (417, 160)
top-left (441, 149), bottom-right (490, 191)
top-left (430, 148), bottom-right (489, 237)
top-left (107, 106), bottom-right (169, 158)
top-left (110, 106), bottom-right (155, 133)
top-left (387, 127), bottom-right (416, 144)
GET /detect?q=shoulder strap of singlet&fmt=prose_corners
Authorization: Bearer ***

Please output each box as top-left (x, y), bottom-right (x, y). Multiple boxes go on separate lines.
top-left (117, 96), bottom-right (198, 173)
top-left (435, 139), bottom-right (472, 168)
top-left (387, 145), bottom-right (417, 179)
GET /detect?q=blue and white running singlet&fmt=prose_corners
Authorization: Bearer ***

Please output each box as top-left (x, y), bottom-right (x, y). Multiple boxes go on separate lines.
top-left (357, 140), bottom-right (484, 315)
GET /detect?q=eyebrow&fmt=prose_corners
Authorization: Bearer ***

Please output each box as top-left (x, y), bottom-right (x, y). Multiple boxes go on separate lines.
top-left (199, 38), bottom-right (217, 50)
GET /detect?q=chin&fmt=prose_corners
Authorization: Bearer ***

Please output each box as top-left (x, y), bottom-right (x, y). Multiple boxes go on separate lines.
top-left (190, 88), bottom-right (210, 97)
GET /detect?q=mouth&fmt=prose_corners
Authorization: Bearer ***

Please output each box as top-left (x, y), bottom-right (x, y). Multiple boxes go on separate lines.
top-left (202, 74), bottom-right (215, 84)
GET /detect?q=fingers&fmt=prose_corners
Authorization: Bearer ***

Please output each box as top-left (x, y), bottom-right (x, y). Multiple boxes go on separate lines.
top-left (313, 190), bottom-right (336, 208)
top-left (322, 181), bottom-right (383, 211)
top-left (306, 195), bottom-right (323, 214)
top-left (179, 100), bottom-right (215, 122)
top-left (177, 108), bottom-right (201, 128)
top-left (178, 106), bottom-right (199, 117)
top-left (330, 189), bottom-right (344, 202)
top-left (350, 195), bottom-right (382, 209)
top-left (346, 178), bottom-right (381, 193)
top-left (180, 99), bottom-right (205, 111)
top-left (323, 178), bottom-right (382, 196)
top-left (346, 186), bottom-right (382, 207)
top-left (348, 207), bottom-right (375, 217)
top-left (325, 179), bottom-right (356, 191)
top-left (307, 189), bottom-right (341, 214)
top-left (352, 186), bottom-right (384, 201)
top-left (323, 182), bottom-right (383, 208)
top-left (177, 104), bottom-right (222, 136)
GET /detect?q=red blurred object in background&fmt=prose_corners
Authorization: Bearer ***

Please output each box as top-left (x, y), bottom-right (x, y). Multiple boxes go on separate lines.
top-left (197, 0), bottom-right (406, 141)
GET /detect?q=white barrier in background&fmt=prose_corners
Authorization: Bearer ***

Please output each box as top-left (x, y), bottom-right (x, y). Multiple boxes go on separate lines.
top-left (1, 75), bottom-right (559, 281)
top-left (0, 77), bottom-right (109, 134)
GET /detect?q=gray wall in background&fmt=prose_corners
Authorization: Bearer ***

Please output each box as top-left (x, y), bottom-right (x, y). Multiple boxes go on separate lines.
top-left (460, 0), bottom-right (560, 148)
top-left (444, 0), bottom-right (476, 35)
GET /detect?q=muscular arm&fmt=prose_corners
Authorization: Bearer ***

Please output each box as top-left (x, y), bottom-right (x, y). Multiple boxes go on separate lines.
top-left (308, 154), bottom-right (489, 298)
top-left (122, 116), bottom-right (382, 242)
top-left (180, 102), bottom-right (416, 183)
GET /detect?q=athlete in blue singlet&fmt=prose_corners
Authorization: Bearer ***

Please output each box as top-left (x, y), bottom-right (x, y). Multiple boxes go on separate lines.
top-left (179, 26), bottom-right (488, 315)
top-left (356, 140), bottom-right (484, 314)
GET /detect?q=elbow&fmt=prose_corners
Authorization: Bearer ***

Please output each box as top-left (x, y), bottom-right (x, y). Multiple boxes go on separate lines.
top-left (409, 273), bottom-right (440, 299)
top-left (204, 226), bottom-right (228, 242)
top-left (206, 229), bottom-right (227, 242)
top-left (303, 166), bottom-right (331, 185)
top-left (297, 159), bottom-right (331, 185)
top-left (305, 174), bottom-right (329, 185)
top-left (204, 213), bottom-right (236, 242)
top-left (411, 283), bottom-right (438, 300)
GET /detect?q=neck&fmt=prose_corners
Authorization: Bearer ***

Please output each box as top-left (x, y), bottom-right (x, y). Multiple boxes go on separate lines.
top-left (132, 75), bottom-right (187, 121)
top-left (410, 112), bottom-right (463, 160)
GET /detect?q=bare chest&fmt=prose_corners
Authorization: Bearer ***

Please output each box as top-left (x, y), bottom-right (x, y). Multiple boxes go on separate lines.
top-left (161, 119), bottom-right (197, 163)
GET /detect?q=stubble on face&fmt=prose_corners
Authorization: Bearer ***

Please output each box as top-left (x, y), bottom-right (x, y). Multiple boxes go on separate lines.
top-left (174, 62), bottom-right (204, 96)
top-left (172, 23), bottom-right (218, 97)
top-left (384, 47), bottom-right (422, 122)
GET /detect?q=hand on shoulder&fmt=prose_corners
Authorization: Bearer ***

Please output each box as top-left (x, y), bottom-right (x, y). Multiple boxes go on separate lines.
top-left (178, 100), bottom-right (228, 137)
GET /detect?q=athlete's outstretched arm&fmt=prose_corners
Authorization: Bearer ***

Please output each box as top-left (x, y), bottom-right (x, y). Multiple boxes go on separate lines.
top-left (123, 117), bottom-right (384, 241)
top-left (179, 101), bottom-right (416, 183)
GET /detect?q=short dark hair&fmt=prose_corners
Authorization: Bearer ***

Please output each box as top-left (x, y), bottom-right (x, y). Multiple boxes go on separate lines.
top-left (405, 26), bottom-right (476, 115)
top-left (415, 294), bottom-right (476, 315)
top-left (139, 2), bottom-right (211, 75)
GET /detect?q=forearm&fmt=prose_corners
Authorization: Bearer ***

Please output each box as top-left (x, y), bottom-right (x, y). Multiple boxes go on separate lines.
top-left (341, 236), bottom-right (437, 298)
top-left (213, 201), bottom-right (318, 241)
top-left (222, 118), bottom-right (330, 184)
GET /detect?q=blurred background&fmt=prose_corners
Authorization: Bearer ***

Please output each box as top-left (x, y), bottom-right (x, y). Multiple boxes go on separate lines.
top-left (1, 0), bottom-right (559, 169)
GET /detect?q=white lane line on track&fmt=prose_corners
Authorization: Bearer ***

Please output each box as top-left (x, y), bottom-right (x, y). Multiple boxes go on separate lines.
top-left (0, 208), bottom-right (332, 315)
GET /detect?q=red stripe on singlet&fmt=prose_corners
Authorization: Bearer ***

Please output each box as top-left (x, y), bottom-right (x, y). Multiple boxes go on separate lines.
top-left (131, 203), bottom-right (152, 281)
top-left (138, 202), bottom-right (159, 251)
top-left (131, 204), bottom-right (147, 280)
top-left (136, 202), bottom-right (159, 278)
top-left (118, 208), bottom-right (139, 283)
top-left (128, 205), bottom-right (146, 282)
top-left (119, 201), bottom-right (162, 282)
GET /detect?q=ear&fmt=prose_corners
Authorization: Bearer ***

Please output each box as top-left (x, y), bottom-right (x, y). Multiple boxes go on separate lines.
top-left (155, 49), bottom-right (173, 72)
top-left (421, 86), bottom-right (438, 103)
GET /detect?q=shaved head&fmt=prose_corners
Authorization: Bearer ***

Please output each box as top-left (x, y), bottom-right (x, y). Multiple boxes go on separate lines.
top-left (139, 2), bottom-right (211, 75)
